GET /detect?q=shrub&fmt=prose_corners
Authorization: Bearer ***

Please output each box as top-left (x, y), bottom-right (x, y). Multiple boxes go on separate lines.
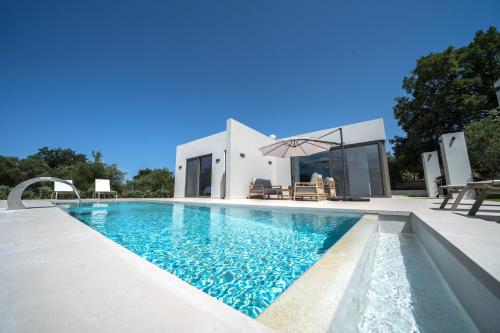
top-left (400, 170), bottom-right (423, 182)
top-left (0, 185), bottom-right (10, 200)
top-left (465, 109), bottom-right (500, 179)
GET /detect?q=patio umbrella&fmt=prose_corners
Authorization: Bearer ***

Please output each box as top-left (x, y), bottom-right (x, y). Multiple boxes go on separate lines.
top-left (259, 127), bottom-right (350, 200)
top-left (258, 137), bottom-right (340, 158)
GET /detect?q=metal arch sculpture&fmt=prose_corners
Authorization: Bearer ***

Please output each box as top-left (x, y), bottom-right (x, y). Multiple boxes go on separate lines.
top-left (7, 177), bottom-right (81, 210)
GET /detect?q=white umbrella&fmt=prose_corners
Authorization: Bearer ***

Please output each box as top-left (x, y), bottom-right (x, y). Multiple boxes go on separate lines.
top-left (259, 127), bottom-right (352, 201)
top-left (259, 137), bottom-right (340, 158)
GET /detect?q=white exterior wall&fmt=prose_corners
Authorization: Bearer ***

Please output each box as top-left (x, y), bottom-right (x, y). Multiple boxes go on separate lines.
top-left (295, 118), bottom-right (386, 144)
top-left (274, 158), bottom-right (291, 189)
top-left (174, 131), bottom-right (227, 198)
top-left (439, 132), bottom-right (474, 199)
top-left (173, 118), bottom-right (388, 199)
top-left (225, 119), bottom-right (278, 199)
top-left (421, 151), bottom-right (442, 197)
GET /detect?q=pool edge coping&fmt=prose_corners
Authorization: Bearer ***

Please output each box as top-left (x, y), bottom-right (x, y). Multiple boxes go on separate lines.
top-left (256, 214), bottom-right (379, 333)
top-left (54, 197), bottom-right (412, 216)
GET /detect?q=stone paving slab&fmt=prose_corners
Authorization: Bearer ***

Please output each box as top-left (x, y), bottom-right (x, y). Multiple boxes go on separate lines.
top-left (0, 206), bottom-right (274, 333)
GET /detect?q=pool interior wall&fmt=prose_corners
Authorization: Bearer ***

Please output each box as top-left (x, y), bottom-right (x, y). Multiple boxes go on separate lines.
top-left (332, 215), bottom-right (479, 333)
top-left (410, 213), bottom-right (500, 332)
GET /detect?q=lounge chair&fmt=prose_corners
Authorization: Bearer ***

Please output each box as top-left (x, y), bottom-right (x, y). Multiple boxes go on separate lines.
top-left (293, 173), bottom-right (326, 201)
top-left (51, 179), bottom-right (75, 199)
top-left (248, 178), bottom-right (283, 199)
top-left (438, 184), bottom-right (465, 209)
top-left (324, 177), bottom-right (337, 199)
top-left (448, 180), bottom-right (500, 215)
top-left (92, 179), bottom-right (118, 199)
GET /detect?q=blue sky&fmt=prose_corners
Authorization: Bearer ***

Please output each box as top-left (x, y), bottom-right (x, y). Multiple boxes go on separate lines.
top-left (1, 0), bottom-right (499, 178)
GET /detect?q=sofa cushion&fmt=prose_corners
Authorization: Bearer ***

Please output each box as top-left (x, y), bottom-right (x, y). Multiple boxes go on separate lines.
top-left (254, 178), bottom-right (272, 188)
top-left (324, 177), bottom-right (335, 185)
top-left (296, 187), bottom-right (315, 193)
top-left (310, 173), bottom-right (323, 184)
top-left (264, 188), bottom-right (279, 195)
top-left (310, 172), bottom-right (319, 183)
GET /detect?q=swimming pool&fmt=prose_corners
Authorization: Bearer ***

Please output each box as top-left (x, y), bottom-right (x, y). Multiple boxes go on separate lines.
top-left (60, 202), bottom-right (362, 318)
top-left (332, 217), bottom-right (479, 333)
top-left (358, 233), bottom-right (478, 332)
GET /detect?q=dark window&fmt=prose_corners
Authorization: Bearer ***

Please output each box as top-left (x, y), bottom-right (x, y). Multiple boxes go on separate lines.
top-left (185, 158), bottom-right (199, 197)
top-left (292, 143), bottom-right (385, 197)
top-left (185, 154), bottom-right (212, 197)
top-left (293, 151), bottom-right (330, 182)
top-left (331, 144), bottom-right (384, 197)
top-left (199, 155), bottom-right (212, 196)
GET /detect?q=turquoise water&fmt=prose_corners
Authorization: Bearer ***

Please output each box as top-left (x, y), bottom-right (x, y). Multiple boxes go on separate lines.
top-left (60, 202), bottom-right (361, 318)
top-left (358, 233), bottom-right (478, 332)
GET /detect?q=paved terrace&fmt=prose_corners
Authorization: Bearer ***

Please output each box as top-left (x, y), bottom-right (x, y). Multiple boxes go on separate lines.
top-left (0, 196), bottom-right (499, 332)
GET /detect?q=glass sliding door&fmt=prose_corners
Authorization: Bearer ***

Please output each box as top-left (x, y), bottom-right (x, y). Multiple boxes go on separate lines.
top-left (365, 145), bottom-right (384, 196)
top-left (330, 149), bottom-right (346, 196)
top-left (185, 154), bottom-right (212, 197)
top-left (331, 144), bottom-right (384, 197)
top-left (185, 158), bottom-right (200, 197)
top-left (292, 142), bottom-right (386, 197)
top-left (198, 154), bottom-right (212, 196)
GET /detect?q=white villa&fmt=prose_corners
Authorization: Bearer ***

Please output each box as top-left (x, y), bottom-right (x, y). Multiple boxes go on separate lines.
top-left (174, 118), bottom-right (392, 199)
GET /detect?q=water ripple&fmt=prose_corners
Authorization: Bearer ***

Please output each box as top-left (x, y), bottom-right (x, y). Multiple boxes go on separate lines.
top-left (61, 202), bottom-right (361, 318)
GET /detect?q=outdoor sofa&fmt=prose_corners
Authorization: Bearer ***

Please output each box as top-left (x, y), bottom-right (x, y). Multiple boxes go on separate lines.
top-left (293, 173), bottom-right (326, 201)
top-left (248, 178), bottom-right (283, 199)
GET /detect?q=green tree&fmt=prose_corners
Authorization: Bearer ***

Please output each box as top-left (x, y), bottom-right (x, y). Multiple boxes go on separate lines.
top-left (0, 185), bottom-right (10, 200)
top-left (18, 158), bottom-right (51, 179)
top-left (392, 27), bottom-right (500, 173)
top-left (0, 147), bottom-right (173, 199)
top-left (465, 108), bottom-right (500, 179)
top-left (0, 147), bottom-right (127, 199)
top-left (123, 168), bottom-right (174, 198)
top-left (0, 156), bottom-right (23, 187)
top-left (29, 147), bottom-right (87, 168)
top-left (70, 155), bottom-right (125, 197)
top-left (91, 150), bottom-right (103, 163)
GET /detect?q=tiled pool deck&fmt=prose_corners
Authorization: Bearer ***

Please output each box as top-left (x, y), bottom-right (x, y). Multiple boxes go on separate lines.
top-left (1, 196), bottom-right (499, 332)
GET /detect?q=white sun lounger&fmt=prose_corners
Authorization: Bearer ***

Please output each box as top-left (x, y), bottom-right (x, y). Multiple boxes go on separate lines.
top-left (92, 179), bottom-right (118, 199)
top-left (52, 179), bottom-right (75, 199)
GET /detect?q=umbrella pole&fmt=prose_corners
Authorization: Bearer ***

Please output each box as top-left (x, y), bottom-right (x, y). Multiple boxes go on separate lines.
top-left (340, 128), bottom-right (347, 201)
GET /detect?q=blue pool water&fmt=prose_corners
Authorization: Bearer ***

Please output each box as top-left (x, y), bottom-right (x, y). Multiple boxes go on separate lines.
top-left (60, 202), bottom-right (361, 318)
